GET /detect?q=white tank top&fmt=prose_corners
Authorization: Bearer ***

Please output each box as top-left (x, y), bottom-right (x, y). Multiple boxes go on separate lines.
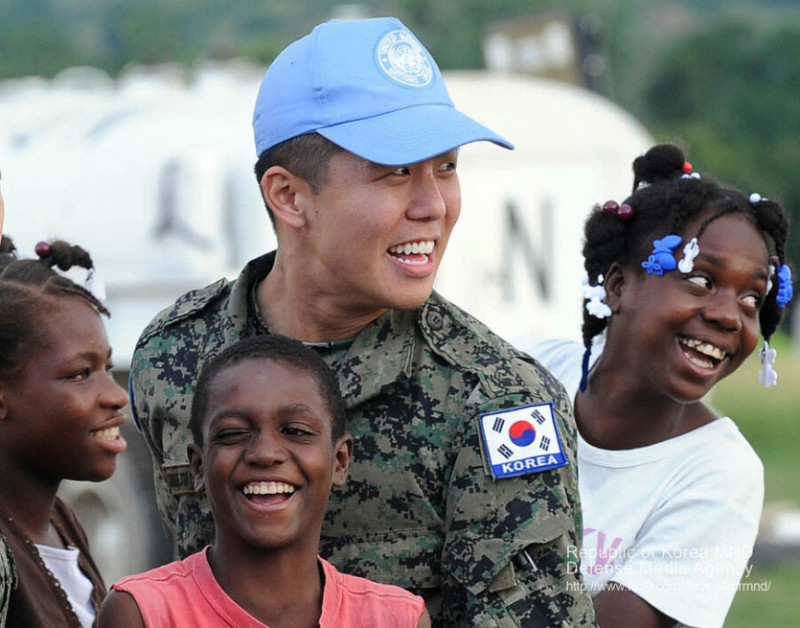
top-left (35, 544), bottom-right (95, 628)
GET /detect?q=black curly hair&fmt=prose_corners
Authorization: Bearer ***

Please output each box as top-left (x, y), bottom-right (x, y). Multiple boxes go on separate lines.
top-left (0, 237), bottom-right (108, 381)
top-left (189, 334), bottom-right (348, 447)
top-left (580, 144), bottom-right (791, 390)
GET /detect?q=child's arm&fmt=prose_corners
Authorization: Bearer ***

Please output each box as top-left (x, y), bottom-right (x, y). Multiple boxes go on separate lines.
top-left (98, 589), bottom-right (146, 628)
top-left (593, 587), bottom-right (675, 627)
top-left (416, 608), bottom-right (432, 628)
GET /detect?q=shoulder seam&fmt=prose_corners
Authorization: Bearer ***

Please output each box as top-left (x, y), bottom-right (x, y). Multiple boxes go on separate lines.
top-left (136, 278), bottom-right (230, 347)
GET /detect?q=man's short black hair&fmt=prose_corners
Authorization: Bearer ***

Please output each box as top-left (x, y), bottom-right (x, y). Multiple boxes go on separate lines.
top-left (189, 334), bottom-right (348, 446)
top-left (254, 133), bottom-right (345, 229)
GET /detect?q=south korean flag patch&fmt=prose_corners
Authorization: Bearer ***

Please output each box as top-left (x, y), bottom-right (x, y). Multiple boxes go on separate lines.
top-left (480, 402), bottom-right (568, 479)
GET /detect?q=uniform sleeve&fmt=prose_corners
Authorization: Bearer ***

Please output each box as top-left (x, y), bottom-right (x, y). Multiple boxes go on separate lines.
top-left (438, 382), bottom-right (595, 627)
top-left (610, 448), bottom-right (764, 628)
top-left (130, 332), bottom-right (220, 559)
top-left (0, 534), bottom-right (17, 626)
top-left (129, 343), bottom-right (180, 546)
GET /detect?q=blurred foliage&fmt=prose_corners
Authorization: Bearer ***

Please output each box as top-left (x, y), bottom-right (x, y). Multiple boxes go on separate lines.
top-left (0, 0), bottom-right (585, 77)
top-left (643, 15), bottom-right (800, 272)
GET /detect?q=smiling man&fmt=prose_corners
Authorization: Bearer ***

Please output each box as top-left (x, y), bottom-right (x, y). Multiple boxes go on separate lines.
top-left (130, 16), bottom-right (594, 626)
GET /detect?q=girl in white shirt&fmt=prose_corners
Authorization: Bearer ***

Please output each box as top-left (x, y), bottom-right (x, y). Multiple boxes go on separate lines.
top-left (524, 144), bottom-right (792, 628)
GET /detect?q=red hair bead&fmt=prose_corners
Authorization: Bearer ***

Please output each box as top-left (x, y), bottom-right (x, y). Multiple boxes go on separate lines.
top-left (617, 204), bottom-right (634, 221)
top-left (602, 200), bottom-right (634, 220)
top-left (34, 241), bottom-right (52, 258)
top-left (602, 200), bottom-right (619, 214)
top-left (683, 161), bottom-right (693, 174)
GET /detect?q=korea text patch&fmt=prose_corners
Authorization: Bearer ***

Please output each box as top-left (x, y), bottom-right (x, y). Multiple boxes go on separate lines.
top-left (480, 402), bottom-right (568, 479)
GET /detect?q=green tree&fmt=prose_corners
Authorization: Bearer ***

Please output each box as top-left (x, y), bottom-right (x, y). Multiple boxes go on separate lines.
top-left (644, 15), bottom-right (800, 289)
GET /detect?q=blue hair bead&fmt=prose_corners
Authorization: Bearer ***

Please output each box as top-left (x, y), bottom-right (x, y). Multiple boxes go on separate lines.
top-left (641, 235), bottom-right (682, 276)
top-left (776, 264), bottom-right (793, 309)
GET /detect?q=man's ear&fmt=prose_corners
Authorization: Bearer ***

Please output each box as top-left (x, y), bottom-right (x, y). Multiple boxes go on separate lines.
top-left (604, 262), bottom-right (627, 315)
top-left (260, 166), bottom-right (314, 230)
top-left (187, 443), bottom-right (206, 494)
top-left (331, 434), bottom-right (354, 488)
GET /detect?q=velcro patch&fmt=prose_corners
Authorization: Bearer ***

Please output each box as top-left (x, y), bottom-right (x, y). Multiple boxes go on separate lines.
top-left (480, 402), bottom-right (568, 479)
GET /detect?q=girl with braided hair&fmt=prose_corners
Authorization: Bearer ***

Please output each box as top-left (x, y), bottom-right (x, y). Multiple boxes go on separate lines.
top-left (0, 237), bottom-right (129, 627)
top-left (521, 144), bottom-right (792, 627)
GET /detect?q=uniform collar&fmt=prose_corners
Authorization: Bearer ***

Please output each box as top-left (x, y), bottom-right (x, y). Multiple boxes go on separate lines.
top-left (225, 251), bottom-right (277, 343)
top-left (229, 251), bottom-right (427, 408)
top-left (336, 307), bottom-right (418, 408)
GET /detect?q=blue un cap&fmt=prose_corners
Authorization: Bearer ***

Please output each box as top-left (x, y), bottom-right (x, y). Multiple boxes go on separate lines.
top-left (252, 17), bottom-right (513, 166)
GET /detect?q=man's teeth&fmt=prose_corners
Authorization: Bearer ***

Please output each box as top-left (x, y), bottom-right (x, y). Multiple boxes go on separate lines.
top-left (389, 240), bottom-right (434, 256)
top-left (243, 482), bottom-right (296, 496)
top-left (93, 427), bottom-right (120, 441)
top-left (679, 337), bottom-right (727, 362)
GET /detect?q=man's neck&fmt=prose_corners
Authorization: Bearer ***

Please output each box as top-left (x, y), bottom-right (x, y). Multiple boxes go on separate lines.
top-left (256, 256), bottom-right (385, 342)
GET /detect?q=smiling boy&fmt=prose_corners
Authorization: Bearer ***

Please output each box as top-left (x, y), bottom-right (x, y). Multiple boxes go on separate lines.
top-left (101, 335), bottom-right (430, 627)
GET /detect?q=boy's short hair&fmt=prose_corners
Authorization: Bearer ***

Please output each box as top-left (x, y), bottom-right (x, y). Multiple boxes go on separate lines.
top-left (189, 334), bottom-right (347, 446)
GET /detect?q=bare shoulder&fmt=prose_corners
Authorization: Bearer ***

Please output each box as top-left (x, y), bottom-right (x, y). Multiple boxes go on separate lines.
top-left (98, 589), bottom-right (146, 628)
top-left (416, 608), bottom-right (432, 628)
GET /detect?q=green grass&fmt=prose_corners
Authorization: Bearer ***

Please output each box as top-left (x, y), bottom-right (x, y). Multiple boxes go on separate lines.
top-left (725, 562), bottom-right (800, 627)
top-left (710, 333), bottom-right (800, 626)
top-left (711, 333), bottom-right (800, 505)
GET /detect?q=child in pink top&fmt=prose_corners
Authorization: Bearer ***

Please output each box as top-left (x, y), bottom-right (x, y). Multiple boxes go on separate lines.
top-left (99, 335), bottom-right (429, 627)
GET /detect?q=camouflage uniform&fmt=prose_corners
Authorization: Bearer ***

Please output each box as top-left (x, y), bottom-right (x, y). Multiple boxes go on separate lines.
top-left (131, 252), bottom-right (595, 627)
top-left (0, 534), bottom-right (17, 625)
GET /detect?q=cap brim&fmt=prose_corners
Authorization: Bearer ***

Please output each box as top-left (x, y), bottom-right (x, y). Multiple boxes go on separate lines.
top-left (317, 104), bottom-right (513, 166)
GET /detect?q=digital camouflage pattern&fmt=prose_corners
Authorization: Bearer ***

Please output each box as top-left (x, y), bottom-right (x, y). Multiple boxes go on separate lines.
top-left (130, 252), bottom-right (596, 627)
top-left (0, 534), bottom-right (16, 625)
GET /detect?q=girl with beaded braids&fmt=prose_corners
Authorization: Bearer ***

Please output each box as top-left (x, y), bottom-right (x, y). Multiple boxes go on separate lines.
top-left (520, 144), bottom-right (792, 628)
top-left (0, 237), bottom-right (129, 627)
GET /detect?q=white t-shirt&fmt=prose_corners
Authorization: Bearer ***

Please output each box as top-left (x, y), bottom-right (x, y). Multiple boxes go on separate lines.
top-left (35, 544), bottom-right (96, 628)
top-left (519, 337), bottom-right (764, 628)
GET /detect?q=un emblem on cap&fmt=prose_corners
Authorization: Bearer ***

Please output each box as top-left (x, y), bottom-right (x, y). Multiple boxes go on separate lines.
top-left (376, 29), bottom-right (433, 87)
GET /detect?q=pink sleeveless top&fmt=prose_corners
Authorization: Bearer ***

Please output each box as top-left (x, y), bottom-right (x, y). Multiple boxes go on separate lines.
top-left (112, 547), bottom-right (425, 627)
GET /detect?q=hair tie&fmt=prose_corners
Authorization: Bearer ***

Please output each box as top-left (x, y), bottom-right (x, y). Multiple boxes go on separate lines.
top-left (759, 340), bottom-right (778, 387)
top-left (749, 192), bottom-right (767, 204)
top-left (766, 263), bottom-right (775, 295)
top-left (776, 263), bottom-right (793, 309)
top-left (677, 237), bottom-right (700, 273)
top-left (582, 275), bottom-right (611, 319)
top-left (35, 241), bottom-right (52, 259)
top-left (34, 240), bottom-right (106, 303)
top-left (602, 200), bottom-right (634, 221)
top-left (681, 161), bottom-right (700, 180)
top-left (579, 346), bottom-right (592, 393)
top-left (642, 234), bottom-right (682, 276)
top-left (85, 267), bottom-right (107, 302)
